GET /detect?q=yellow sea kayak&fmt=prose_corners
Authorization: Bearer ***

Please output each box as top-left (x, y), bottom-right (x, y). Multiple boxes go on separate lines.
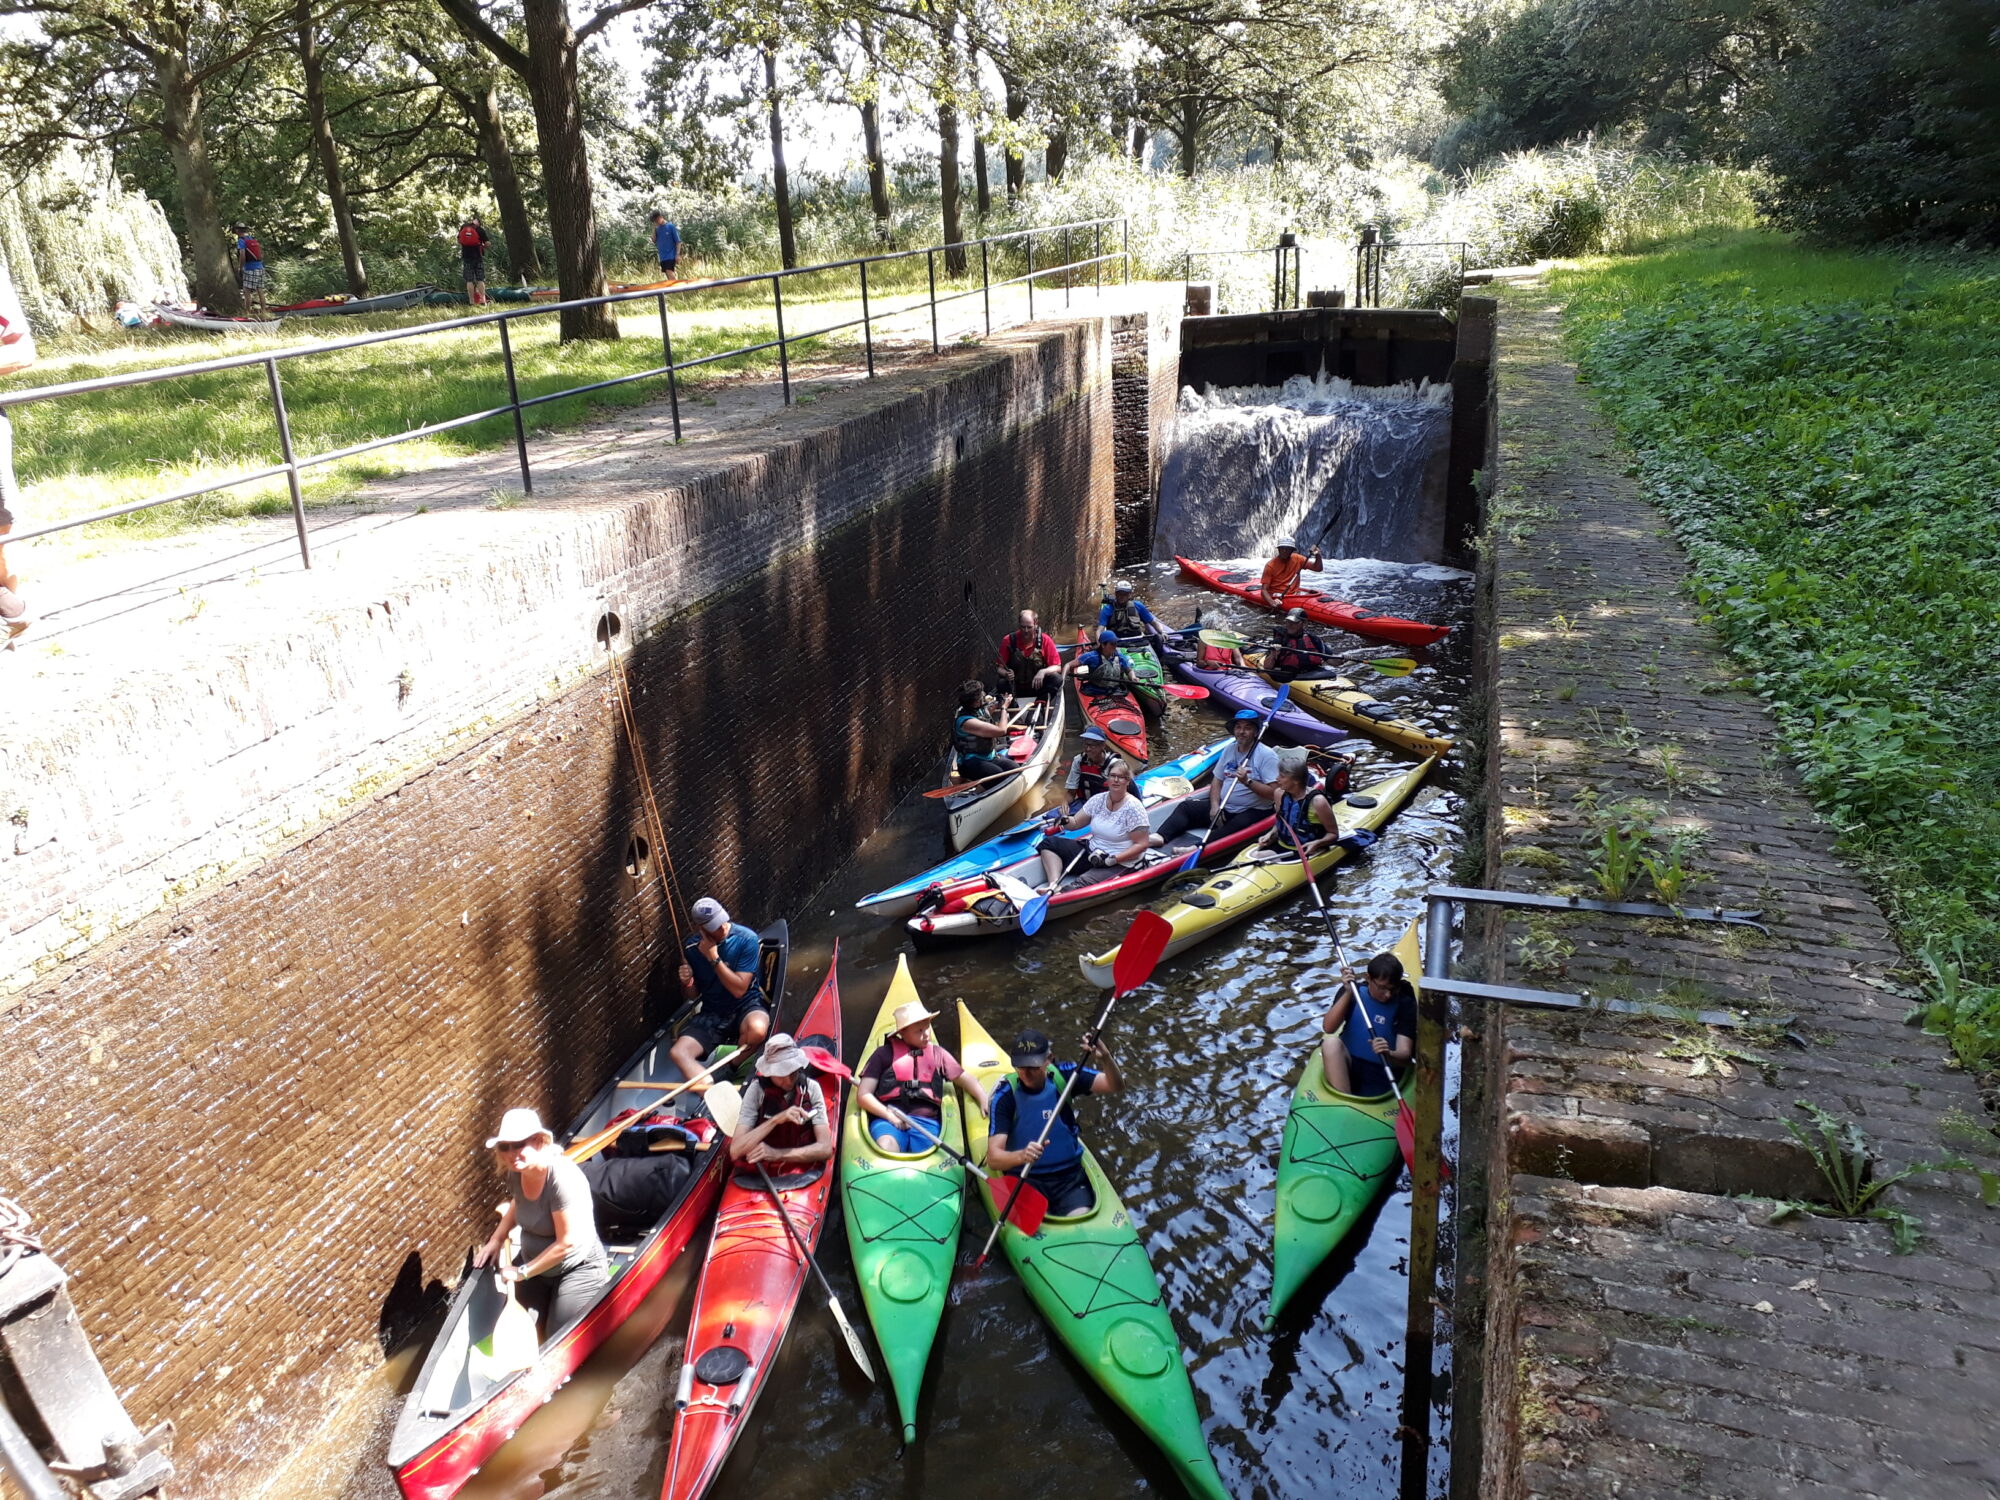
top-left (1077, 759), bottom-right (1436, 987)
top-left (1245, 654), bottom-right (1454, 759)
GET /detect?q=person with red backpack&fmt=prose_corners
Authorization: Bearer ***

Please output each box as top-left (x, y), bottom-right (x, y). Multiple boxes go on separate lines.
top-left (0, 296), bottom-right (34, 642)
top-left (457, 218), bottom-right (491, 305)
top-left (856, 998), bottom-right (990, 1153)
top-left (230, 224), bottom-right (268, 316)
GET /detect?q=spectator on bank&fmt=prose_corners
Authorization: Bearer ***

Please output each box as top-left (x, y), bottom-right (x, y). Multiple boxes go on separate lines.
top-left (0, 306), bottom-right (29, 642)
top-left (650, 211), bottom-right (681, 277)
top-left (230, 224), bottom-right (268, 317)
top-left (458, 217), bottom-right (491, 306)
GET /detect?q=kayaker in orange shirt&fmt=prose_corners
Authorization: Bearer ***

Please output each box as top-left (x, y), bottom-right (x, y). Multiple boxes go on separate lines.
top-left (1259, 538), bottom-right (1323, 609)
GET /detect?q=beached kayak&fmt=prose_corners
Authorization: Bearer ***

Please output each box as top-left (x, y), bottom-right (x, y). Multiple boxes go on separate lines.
top-left (839, 957), bottom-right (965, 1443)
top-left (958, 1005), bottom-right (1230, 1500)
top-left (275, 286), bottom-right (432, 316)
top-left (1161, 641), bottom-right (1349, 749)
top-left (1266, 920), bottom-right (1418, 1325)
top-left (660, 951), bottom-right (844, 1500)
top-left (1073, 630), bottom-right (1149, 761)
top-left (153, 305), bottom-right (280, 334)
top-left (854, 742), bottom-right (1229, 919)
top-left (1245, 656), bottom-right (1455, 759)
top-left (1078, 759), bottom-right (1435, 987)
top-left (942, 691), bottom-right (1067, 851)
top-left (1175, 556), bottom-right (1450, 648)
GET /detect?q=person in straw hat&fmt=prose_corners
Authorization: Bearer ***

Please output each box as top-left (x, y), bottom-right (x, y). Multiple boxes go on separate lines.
top-left (856, 996), bottom-right (991, 1153)
top-left (730, 1032), bottom-right (837, 1174)
top-left (473, 1107), bottom-right (609, 1335)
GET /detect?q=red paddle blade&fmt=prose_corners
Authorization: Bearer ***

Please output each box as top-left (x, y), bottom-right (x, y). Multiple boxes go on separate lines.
top-left (1112, 910), bottom-right (1175, 996)
top-left (1394, 1101), bottom-right (1453, 1181)
top-left (802, 1046), bottom-right (853, 1078)
top-left (986, 1174), bottom-right (1050, 1238)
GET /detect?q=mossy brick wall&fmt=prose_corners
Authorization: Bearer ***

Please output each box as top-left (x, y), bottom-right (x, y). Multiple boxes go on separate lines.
top-left (1, 318), bottom-right (1117, 1497)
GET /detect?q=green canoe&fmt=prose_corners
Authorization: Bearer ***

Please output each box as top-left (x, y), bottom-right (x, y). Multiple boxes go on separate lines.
top-left (959, 1003), bottom-right (1230, 1500)
top-left (840, 955), bottom-right (967, 1444)
top-left (1266, 920), bottom-right (1419, 1325)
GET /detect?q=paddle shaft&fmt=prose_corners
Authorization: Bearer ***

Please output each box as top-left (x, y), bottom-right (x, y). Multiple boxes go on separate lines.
top-left (1204, 629), bottom-right (1407, 668)
top-left (567, 1052), bottom-right (736, 1163)
top-left (898, 1113), bottom-right (981, 1170)
top-left (755, 1163), bottom-right (877, 1381)
top-left (1180, 684), bottom-right (1290, 868)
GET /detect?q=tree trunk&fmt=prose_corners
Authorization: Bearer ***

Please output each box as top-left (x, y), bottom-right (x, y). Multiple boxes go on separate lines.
top-left (1179, 96), bottom-right (1201, 178)
top-left (298, 0), bottom-right (367, 295)
top-left (764, 43), bottom-right (798, 269)
top-left (519, 0), bottom-right (615, 340)
top-left (973, 129), bottom-right (990, 217)
top-left (1130, 118), bottom-right (1148, 163)
top-left (1044, 130), bottom-right (1068, 182)
top-left (936, 10), bottom-right (965, 275)
top-left (470, 78), bottom-right (541, 279)
top-left (857, 25), bottom-right (892, 239)
top-left (155, 53), bottom-right (239, 313)
top-left (1002, 72), bottom-right (1026, 200)
top-left (1271, 130), bottom-right (1283, 164)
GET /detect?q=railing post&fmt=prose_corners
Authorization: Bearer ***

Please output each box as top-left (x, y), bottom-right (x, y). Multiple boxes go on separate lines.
top-left (772, 275), bottom-right (790, 403)
top-left (980, 240), bottom-right (991, 334)
top-left (657, 292), bottom-right (681, 442)
top-left (1094, 222), bottom-right (1102, 295)
top-left (1398, 891), bottom-right (1455, 1497)
top-left (1063, 226), bottom-right (1072, 307)
top-left (859, 259), bottom-right (876, 378)
top-left (1027, 231), bottom-right (1035, 321)
top-left (264, 357), bottom-right (312, 569)
top-left (496, 317), bottom-right (534, 496)
top-left (926, 249), bottom-right (940, 353)
top-left (1123, 218), bottom-right (1131, 284)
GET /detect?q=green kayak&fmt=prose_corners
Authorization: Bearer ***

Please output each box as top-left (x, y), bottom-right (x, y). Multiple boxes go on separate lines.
top-left (840, 955), bottom-right (967, 1444)
top-left (959, 1003), bottom-right (1230, 1500)
top-left (1266, 920), bottom-right (1418, 1325)
top-left (1127, 640), bottom-right (1168, 721)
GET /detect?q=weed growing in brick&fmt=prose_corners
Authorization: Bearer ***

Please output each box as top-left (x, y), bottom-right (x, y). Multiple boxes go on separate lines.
top-left (1770, 1100), bottom-right (1998, 1253)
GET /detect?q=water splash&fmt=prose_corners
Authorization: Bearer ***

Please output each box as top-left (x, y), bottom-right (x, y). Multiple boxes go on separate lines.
top-left (1154, 374), bottom-right (1453, 564)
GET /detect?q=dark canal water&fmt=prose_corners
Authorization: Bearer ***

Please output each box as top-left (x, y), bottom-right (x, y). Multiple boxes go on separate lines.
top-left (291, 557), bottom-right (1474, 1500)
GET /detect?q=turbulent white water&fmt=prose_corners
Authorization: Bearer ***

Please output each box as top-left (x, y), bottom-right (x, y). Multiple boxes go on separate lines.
top-left (1153, 373), bottom-right (1453, 563)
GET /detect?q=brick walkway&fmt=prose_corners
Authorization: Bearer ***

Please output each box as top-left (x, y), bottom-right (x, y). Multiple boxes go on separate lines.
top-left (1476, 286), bottom-right (2000, 1498)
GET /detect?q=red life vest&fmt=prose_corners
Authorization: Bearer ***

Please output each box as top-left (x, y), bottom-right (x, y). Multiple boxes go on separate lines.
top-left (751, 1078), bottom-right (822, 1153)
top-left (1197, 642), bottom-right (1235, 668)
top-left (876, 1040), bottom-right (947, 1114)
top-left (1271, 629), bottom-right (1327, 675)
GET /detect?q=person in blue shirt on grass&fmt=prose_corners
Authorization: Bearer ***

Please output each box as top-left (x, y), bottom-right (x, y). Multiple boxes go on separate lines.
top-left (985, 1027), bottom-right (1123, 1216)
top-left (669, 897), bottom-right (767, 1085)
top-left (650, 211), bottom-right (681, 275)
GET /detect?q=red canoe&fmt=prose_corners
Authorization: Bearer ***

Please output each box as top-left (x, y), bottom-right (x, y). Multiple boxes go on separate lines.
top-left (1175, 555), bottom-right (1450, 648)
top-left (1072, 629), bottom-right (1149, 762)
top-left (660, 949), bottom-right (845, 1500)
top-left (387, 927), bottom-right (791, 1500)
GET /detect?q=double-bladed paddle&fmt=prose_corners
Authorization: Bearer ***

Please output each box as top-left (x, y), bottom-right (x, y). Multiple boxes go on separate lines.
top-left (756, 1163), bottom-right (878, 1382)
top-left (567, 1050), bottom-right (741, 1164)
top-left (1198, 628), bottom-right (1417, 678)
top-left (1171, 682), bottom-right (1291, 875)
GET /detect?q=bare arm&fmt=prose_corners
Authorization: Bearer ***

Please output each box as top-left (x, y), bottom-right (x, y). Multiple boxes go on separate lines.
top-left (514, 1205), bottom-right (582, 1280)
top-left (474, 1200), bottom-right (518, 1266)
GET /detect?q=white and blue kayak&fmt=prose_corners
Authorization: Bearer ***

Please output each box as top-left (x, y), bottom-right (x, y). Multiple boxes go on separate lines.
top-left (855, 739), bottom-right (1230, 919)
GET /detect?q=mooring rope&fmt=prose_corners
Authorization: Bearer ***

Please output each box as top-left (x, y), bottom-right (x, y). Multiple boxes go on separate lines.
top-left (606, 636), bottom-right (691, 952)
top-left (0, 1197), bottom-right (42, 1279)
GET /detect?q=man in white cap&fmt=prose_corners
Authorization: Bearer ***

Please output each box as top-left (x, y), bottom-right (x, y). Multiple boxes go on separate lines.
top-left (473, 1107), bottom-right (609, 1334)
top-left (856, 996), bottom-right (990, 1153)
top-left (1096, 577), bottom-right (1163, 654)
top-left (669, 897), bottom-right (769, 1085)
top-left (1259, 537), bottom-right (1323, 610)
top-left (730, 1032), bottom-right (835, 1174)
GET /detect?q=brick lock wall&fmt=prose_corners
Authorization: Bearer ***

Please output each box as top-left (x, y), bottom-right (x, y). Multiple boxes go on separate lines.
top-left (4, 325), bottom-right (1115, 1496)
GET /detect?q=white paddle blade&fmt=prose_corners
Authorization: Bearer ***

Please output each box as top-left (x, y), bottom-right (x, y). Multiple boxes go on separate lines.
top-left (830, 1297), bottom-right (879, 1382)
top-left (705, 1080), bottom-right (743, 1135)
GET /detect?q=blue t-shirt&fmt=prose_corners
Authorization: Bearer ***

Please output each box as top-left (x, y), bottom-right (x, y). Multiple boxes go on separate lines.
top-left (684, 926), bottom-right (763, 1018)
top-left (653, 221), bottom-right (680, 260)
top-left (1341, 982), bottom-right (1417, 1096)
top-left (1098, 600), bottom-right (1158, 632)
top-left (989, 1064), bottom-right (1099, 1174)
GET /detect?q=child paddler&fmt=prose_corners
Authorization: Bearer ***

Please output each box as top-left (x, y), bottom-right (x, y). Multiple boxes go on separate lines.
top-left (985, 1028), bottom-right (1122, 1216)
top-left (856, 998), bottom-right (991, 1152)
top-left (1319, 949), bottom-right (1417, 1097)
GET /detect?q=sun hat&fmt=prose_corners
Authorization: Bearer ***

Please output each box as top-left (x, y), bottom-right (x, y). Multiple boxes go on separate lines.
top-left (486, 1107), bottom-right (551, 1149)
top-left (886, 1000), bottom-right (941, 1037)
top-left (1009, 1028), bottom-right (1053, 1067)
top-left (756, 1032), bottom-right (811, 1077)
top-left (1284, 607), bottom-right (1308, 624)
top-left (1275, 538), bottom-right (1296, 550)
top-left (1112, 578), bottom-right (1135, 592)
top-left (690, 897), bottom-right (729, 932)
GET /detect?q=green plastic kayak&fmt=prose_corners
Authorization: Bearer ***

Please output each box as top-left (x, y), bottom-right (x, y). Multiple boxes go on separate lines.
top-left (1266, 920), bottom-right (1420, 1324)
top-left (840, 955), bottom-right (966, 1444)
top-left (1127, 640), bottom-right (1168, 720)
top-left (959, 1003), bottom-right (1231, 1500)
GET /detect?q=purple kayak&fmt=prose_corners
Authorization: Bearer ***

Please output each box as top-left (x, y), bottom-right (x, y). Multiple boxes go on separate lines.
top-left (1164, 644), bottom-right (1350, 748)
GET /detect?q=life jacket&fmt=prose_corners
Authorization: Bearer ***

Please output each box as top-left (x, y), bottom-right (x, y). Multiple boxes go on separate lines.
top-left (458, 223), bottom-right (484, 248)
top-left (1006, 630), bottom-right (1049, 671)
top-left (1071, 752), bottom-right (1109, 801)
top-left (952, 710), bottom-right (989, 758)
top-left (1085, 651), bottom-right (1132, 694)
top-left (238, 235), bottom-right (263, 264)
top-left (1197, 642), bottom-right (1236, 668)
top-left (1277, 788), bottom-right (1327, 842)
top-left (1342, 982), bottom-right (1414, 1075)
top-left (1104, 598), bottom-right (1145, 636)
top-left (1270, 629), bottom-right (1326, 675)
top-left (876, 1040), bottom-right (947, 1114)
top-left (997, 1069), bottom-right (1084, 1173)
top-left (751, 1077), bottom-right (822, 1154)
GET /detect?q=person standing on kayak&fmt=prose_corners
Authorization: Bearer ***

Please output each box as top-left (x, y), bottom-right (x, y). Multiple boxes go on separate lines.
top-left (952, 680), bottom-right (1022, 783)
top-left (1152, 707), bottom-right (1278, 844)
top-left (1266, 608), bottom-right (1337, 682)
top-left (458, 218), bottom-right (491, 306)
top-left (1035, 757), bottom-right (1153, 891)
top-left (475, 1107), bottom-right (610, 1334)
top-left (998, 610), bottom-right (1063, 698)
top-left (669, 898), bottom-right (769, 1085)
top-left (986, 1028), bottom-right (1122, 1216)
top-left (857, 999), bottom-right (991, 1152)
top-left (731, 1033), bottom-right (835, 1174)
top-left (1260, 538), bottom-right (1323, 609)
top-left (1066, 629), bottom-right (1139, 698)
top-left (1063, 726), bottom-right (1113, 811)
top-left (1319, 950), bottom-right (1417, 1097)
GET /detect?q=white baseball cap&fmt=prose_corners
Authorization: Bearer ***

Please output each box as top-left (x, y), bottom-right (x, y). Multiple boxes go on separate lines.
top-left (690, 897), bottom-right (729, 931)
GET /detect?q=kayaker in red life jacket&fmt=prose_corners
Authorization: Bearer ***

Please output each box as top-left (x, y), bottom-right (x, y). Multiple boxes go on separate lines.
top-left (986, 1027), bottom-right (1122, 1217)
top-left (1063, 726), bottom-right (1112, 811)
top-left (857, 999), bottom-right (991, 1153)
top-left (730, 1033), bottom-right (835, 1173)
top-left (999, 609), bottom-right (1063, 697)
top-left (1319, 951), bottom-right (1417, 1098)
top-left (1066, 629), bottom-right (1138, 697)
top-left (1265, 608), bottom-right (1335, 683)
top-left (1196, 634), bottom-right (1246, 669)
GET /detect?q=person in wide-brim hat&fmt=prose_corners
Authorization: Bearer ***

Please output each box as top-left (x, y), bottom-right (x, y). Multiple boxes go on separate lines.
top-left (472, 1105), bottom-right (610, 1335)
top-left (731, 1032), bottom-right (836, 1172)
top-left (856, 990), bottom-right (991, 1154)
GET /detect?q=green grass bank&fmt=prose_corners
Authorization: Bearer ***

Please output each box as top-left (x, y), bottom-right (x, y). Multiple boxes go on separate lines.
top-left (1548, 231), bottom-right (2000, 1082)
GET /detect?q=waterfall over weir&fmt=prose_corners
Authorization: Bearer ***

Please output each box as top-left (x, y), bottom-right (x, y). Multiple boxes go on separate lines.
top-left (1153, 373), bottom-right (1453, 564)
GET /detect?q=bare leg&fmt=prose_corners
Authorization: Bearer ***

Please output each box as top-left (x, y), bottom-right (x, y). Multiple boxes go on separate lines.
top-left (669, 1034), bottom-right (710, 1086)
top-left (1320, 1035), bottom-right (1352, 1093)
top-left (736, 1010), bottom-right (771, 1051)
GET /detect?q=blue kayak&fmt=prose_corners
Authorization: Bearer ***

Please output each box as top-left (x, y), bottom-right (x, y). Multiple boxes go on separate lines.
top-left (855, 739), bottom-right (1228, 919)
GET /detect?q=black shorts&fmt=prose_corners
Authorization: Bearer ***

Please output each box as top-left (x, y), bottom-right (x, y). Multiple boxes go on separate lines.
top-left (680, 1003), bottom-right (769, 1058)
top-left (462, 252), bottom-right (486, 282)
top-left (659, 257), bottom-right (678, 273)
top-left (1015, 1158), bottom-right (1094, 1217)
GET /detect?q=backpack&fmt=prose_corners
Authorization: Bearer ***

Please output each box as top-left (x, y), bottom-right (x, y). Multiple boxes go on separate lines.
top-left (457, 223), bottom-right (483, 248)
top-left (240, 235), bottom-right (262, 262)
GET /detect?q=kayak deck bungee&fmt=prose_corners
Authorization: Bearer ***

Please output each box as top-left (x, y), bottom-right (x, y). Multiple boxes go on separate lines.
top-left (1266, 919), bottom-right (1419, 1325)
top-left (660, 951), bottom-right (844, 1500)
top-left (908, 781), bottom-right (1275, 940)
top-left (1245, 654), bottom-right (1455, 759)
top-left (958, 1005), bottom-right (1231, 1500)
top-left (1162, 642), bottom-right (1350, 749)
top-left (839, 956), bottom-right (965, 1444)
top-left (943, 690), bottom-right (1067, 851)
top-left (1078, 758), bottom-right (1437, 987)
top-left (855, 742), bottom-right (1229, 919)
top-left (1074, 629), bottom-right (1149, 761)
top-left (1126, 639), bottom-right (1169, 720)
top-left (388, 926), bottom-right (790, 1500)
top-left (1174, 555), bottom-right (1450, 649)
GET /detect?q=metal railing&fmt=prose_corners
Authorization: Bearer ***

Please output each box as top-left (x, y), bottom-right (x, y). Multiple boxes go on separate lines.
top-left (1182, 234), bottom-right (1302, 312)
top-left (0, 217), bottom-right (1129, 570)
top-left (1354, 227), bottom-right (1468, 309)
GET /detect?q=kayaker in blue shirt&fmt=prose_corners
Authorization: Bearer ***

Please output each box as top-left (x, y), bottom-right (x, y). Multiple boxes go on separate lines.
top-left (650, 211), bottom-right (681, 274)
top-left (1097, 578), bottom-right (1161, 645)
top-left (669, 897), bottom-right (769, 1084)
top-left (1065, 629), bottom-right (1139, 697)
top-left (986, 1027), bottom-right (1122, 1216)
top-left (1319, 950), bottom-right (1417, 1097)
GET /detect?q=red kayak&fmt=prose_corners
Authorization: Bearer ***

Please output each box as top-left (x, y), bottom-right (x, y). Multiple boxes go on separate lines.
top-left (1072, 629), bottom-right (1149, 762)
top-left (660, 949), bottom-right (845, 1500)
top-left (1175, 555), bottom-right (1450, 648)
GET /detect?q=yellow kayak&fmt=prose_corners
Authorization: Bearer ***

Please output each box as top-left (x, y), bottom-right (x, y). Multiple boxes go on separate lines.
top-left (1245, 654), bottom-right (1454, 759)
top-left (1077, 759), bottom-right (1436, 987)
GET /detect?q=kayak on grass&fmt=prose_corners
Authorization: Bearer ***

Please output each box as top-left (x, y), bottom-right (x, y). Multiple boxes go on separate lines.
top-left (854, 741), bottom-right (1229, 919)
top-left (387, 926), bottom-right (790, 1500)
top-left (1175, 556), bottom-right (1450, 649)
top-left (1072, 629), bottom-right (1149, 761)
top-left (958, 1004), bottom-right (1231, 1500)
top-left (275, 286), bottom-right (432, 317)
top-left (942, 690), bottom-right (1066, 852)
top-left (152, 304), bottom-right (280, 334)
top-left (1266, 919), bottom-right (1419, 1325)
top-left (1078, 758), bottom-right (1436, 987)
top-left (839, 957), bottom-right (967, 1443)
top-left (1244, 654), bottom-right (1454, 759)
top-left (1160, 638), bottom-right (1351, 749)
top-left (660, 948), bottom-right (843, 1500)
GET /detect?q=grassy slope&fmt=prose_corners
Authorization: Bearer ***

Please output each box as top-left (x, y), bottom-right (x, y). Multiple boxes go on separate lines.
top-left (1551, 230), bottom-right (2000, 1074)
